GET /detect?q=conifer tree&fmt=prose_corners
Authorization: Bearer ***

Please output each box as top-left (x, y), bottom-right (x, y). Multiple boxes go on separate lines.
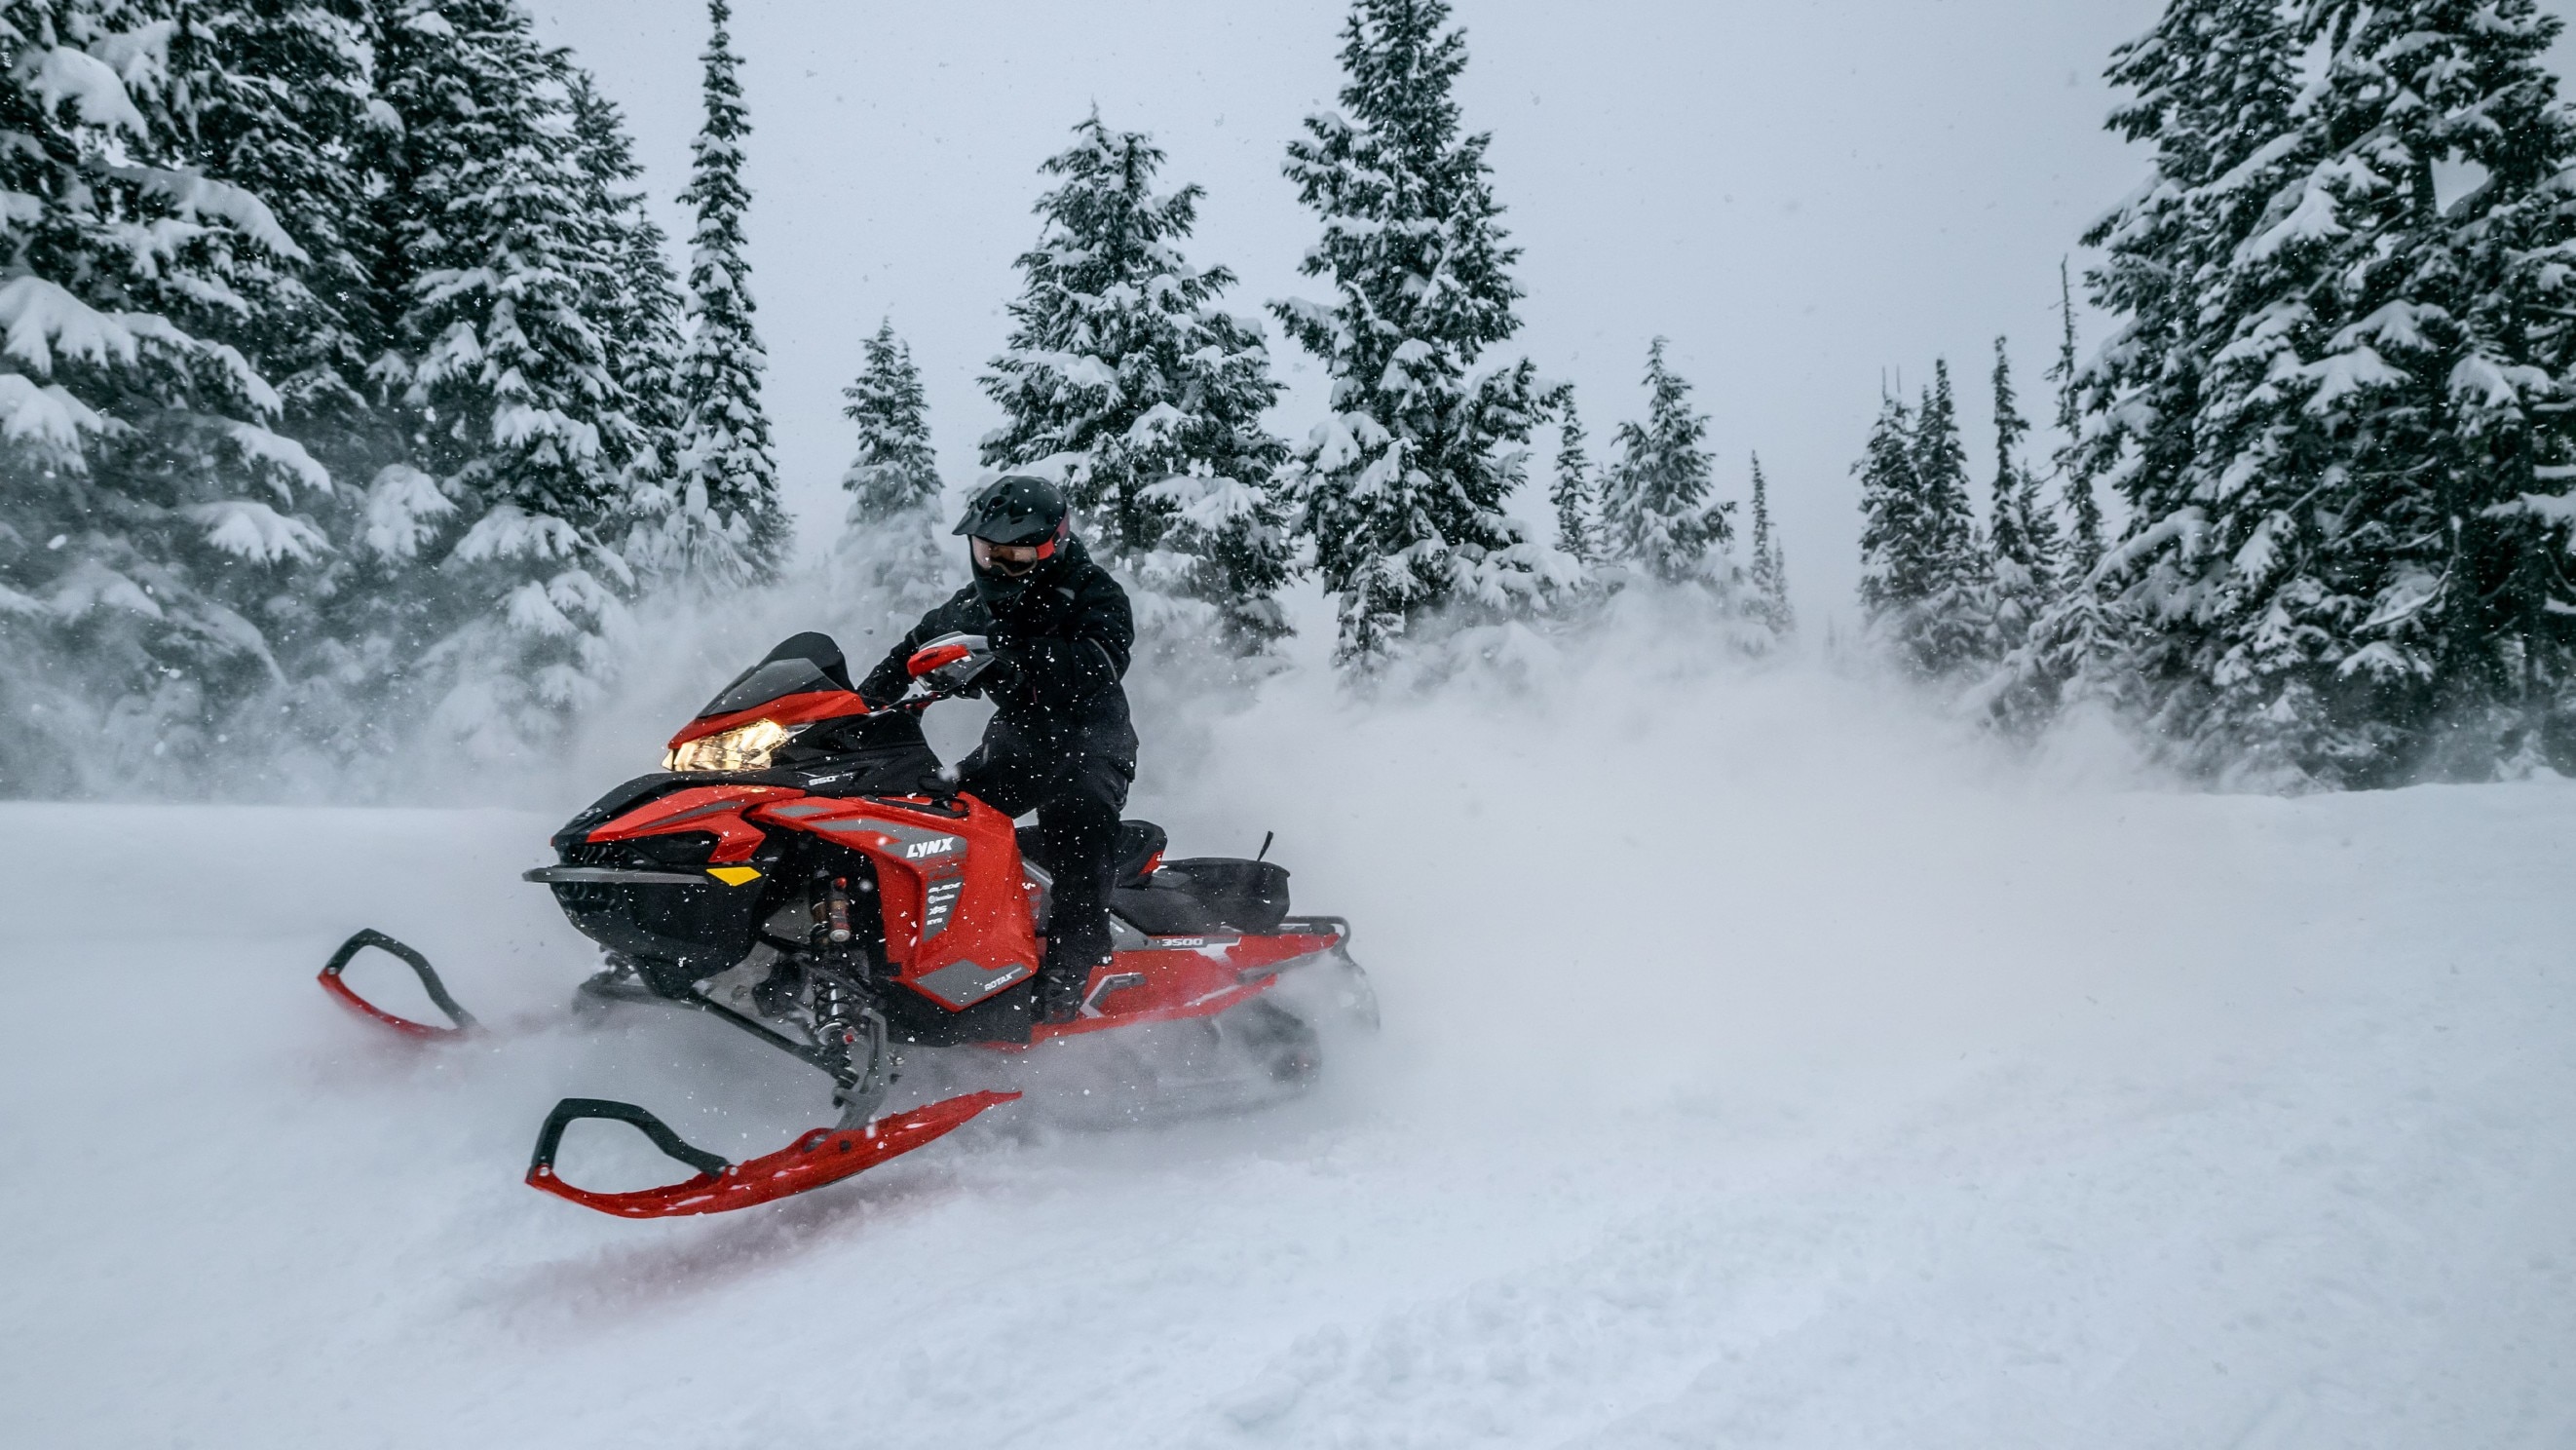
top-left (0, 3), bottom-right (337, 788)
top-left (1747, 453), bottom-right (1794, 639)
top-left (1274, 0), bottom-right (1549, 665)
top-left (2050, 262), bottom-right (2104, 579)
top-left (2086, 0), bottom-right (2576, 782)
top-left (649, 0), bottom-right (784, 588)
top-left (368, 0), bottom-right (652, 748)
top-left (982, 113), bottom-right (1290, 649)
top-left (1548, 391), bottom-right (1598, 566)
top-left (1600, 338), bottom-right (1732, 585)
top-left (1856, 362), bottom-right (1990, 679)
top-left (838, 320), bottom-right (950, 613)
top-left (566, 68), bottom-right (686, 563)
top-left (1855, 395), bottom-right (1922, 647)
top-left (1995, 266), bottom-right (2128, 736)
top-left (1987, 339), bottom-right (2058, 655)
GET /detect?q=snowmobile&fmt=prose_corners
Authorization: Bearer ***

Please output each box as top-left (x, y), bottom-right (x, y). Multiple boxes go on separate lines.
top-left (318, 630), bottom-right (1372, 1219)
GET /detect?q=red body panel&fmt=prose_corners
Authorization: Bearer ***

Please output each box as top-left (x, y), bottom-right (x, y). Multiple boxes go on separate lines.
top-left (1032, 931), bottom-right (1341, 1043)
top-left (667, 690), bottom-right (873, 749)
top-left (587, 783), bottom-right (802, 864)
top-left (748, 794), bottom-right (1043, 1009)
top-left (583, 782), bottom-right (1337, 1034)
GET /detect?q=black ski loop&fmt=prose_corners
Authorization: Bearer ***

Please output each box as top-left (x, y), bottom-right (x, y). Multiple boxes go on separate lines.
top-left (529, 1097), bottom-right (733, 1180)
top-left (323, 929), bottom-right (479, 1032)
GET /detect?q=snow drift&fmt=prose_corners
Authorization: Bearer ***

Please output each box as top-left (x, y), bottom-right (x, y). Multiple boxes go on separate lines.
top-left (3, 597), bottom-right (2572, 1448)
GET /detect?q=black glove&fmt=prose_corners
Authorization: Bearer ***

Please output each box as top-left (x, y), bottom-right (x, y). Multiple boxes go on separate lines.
top-left (971, 639), bottom-right (1028, 703)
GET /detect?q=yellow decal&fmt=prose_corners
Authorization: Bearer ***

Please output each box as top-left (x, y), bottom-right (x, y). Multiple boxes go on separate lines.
top-left (705, 866), bottom-right (763, 887)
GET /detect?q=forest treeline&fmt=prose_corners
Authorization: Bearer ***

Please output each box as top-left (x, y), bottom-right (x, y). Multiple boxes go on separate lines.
top-left (6, 0), bottom-right (2570, 797)
top-left (1866, 0), bottom-right (2576, 788)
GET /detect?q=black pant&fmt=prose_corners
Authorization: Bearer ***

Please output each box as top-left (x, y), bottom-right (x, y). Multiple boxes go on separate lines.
top-left (960, 720), bottom-right (1134, 988)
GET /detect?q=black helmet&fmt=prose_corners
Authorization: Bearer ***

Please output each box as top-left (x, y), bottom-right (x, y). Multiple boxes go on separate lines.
top-left (954, 474), bottom-right (1070, 549)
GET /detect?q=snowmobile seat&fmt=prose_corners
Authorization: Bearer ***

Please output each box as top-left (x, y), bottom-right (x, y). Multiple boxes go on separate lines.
top-left (1015, 819), bottom-right (1167, 888)
top-left (1113, 858), bottom-right (1293, 937)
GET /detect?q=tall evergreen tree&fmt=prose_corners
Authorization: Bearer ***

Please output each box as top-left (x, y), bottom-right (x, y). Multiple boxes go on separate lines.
top-left (2087, 0), bottom-right (2576, 782)
top-left (1548, 390), bottom-right (1598, 566)
top-left (982, 113), bottom-right (1290, 649)
top-left (369, 0), bottom-right (652, 749)
top-left (1274, 0), bottom-right (1549, 665)
top-left (647, 0), bottom-right (783, 588)
top-left (1856, 362), bottom-right (1990, 679)
top-left (838, 320), bottom-right (950, 613)
top-left (1987, 338), bottom-right (2058, 655)
top-left (0, 3), bottom-right (338, 789)
top-left (2050, 260), bottom-right (2104, 579)
top-left (565, 66), bottom-right (686, 569)
top-left (1600, 338), bottom-right (1732, 585)
top-left (1747, 453), bottom-right (1793, 639)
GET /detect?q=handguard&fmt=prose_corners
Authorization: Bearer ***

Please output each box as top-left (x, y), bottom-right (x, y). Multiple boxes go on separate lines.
top-left (524, 1090), bottom-right (1021, 1218)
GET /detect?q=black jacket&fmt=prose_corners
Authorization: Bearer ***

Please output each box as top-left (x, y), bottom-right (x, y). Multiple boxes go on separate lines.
top-left (858, 536), bottom-right (1138, 765)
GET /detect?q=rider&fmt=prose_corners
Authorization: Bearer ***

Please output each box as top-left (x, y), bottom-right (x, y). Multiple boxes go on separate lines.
top-left (857, 475), bottom-right (1138, 1024)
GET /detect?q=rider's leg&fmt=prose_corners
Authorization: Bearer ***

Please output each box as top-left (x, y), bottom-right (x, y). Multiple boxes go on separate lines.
top-left (1031, 751), bottom-right (1134, 1022)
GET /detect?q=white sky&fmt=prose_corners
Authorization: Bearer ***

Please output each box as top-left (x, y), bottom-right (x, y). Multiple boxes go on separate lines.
top-left (528, 0), bottom-right (2576, 630)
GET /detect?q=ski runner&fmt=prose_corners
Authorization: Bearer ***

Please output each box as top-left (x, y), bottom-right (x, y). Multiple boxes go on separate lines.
top-left (857, 475), bottom-right (1139, 1024)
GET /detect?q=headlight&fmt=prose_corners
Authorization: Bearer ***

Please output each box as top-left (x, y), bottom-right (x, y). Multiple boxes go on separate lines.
top-left (664, 718), bottom-right (794, 773)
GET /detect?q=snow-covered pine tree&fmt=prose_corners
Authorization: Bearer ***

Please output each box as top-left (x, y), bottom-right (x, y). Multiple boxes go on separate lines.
top-left (1990, 266), bottom-right (2130, 737)
top-left (981, 113), bottom-right (1290, 649)
top-left (838, 320), bottom-right (951, 614)
top-left (2085, 0), bottom-right (2576, 782)
top-left (1548, 388), bottom-right (1598, 567)
top-left (1600, 338), bottom-right (1733, 586)
top-left (0, 3), bottom-right (342, 791)
top-left (1986, 338), bottom-right (2058, 656)
top-left (2064, 0), bottom-right (2322, 773)
top-left (368, 0), bottom-right (652, 752)
top-left (1747, 453), bottom-right (1794, 640)
top-left (151, 0), bottom-right (405, 771)
top-left (1274, 0), bottom-right (1550, 666)
top-left (2250, 0), bottom-right (2576, 780)
top-left (1855, 394), bottom-right (1920, 641)
top-left (2050, 261), bottom-right (2105, 579)
top-left (645, 0), bottom-right (784, 589)
top-left (1856, 362), bottom-right (1990, 680)
top-left (2071, 0), bottom-right (2297, 541)
top-left (566, 66), bottom-right (687, 578)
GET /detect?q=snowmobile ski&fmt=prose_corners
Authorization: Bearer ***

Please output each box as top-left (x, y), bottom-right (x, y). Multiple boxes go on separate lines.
top-left (524, 1090), bottom-right (1021, 1218)
top-left (318, 929), bottom-right (477, 1039)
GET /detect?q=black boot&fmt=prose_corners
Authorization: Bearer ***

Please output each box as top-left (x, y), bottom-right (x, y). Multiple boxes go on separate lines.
top-left (1034, 945), bottom-right (1107, 1025)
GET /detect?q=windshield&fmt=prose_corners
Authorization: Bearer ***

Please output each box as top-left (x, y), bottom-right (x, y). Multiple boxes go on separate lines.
top-left (695, 657), bottom-right (839, 719)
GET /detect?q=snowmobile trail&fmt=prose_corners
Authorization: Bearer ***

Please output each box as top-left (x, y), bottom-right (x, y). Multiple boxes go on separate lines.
top-left (4, 762), bottom-right (2574, 1448)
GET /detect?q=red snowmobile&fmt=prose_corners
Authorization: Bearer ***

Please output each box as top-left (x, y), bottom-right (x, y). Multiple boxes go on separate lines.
top-left (319, 631), bottom-right (1371, 1219)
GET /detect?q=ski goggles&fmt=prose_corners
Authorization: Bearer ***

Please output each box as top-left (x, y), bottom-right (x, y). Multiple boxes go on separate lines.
top-left (971, 536), bottom-right (1050, 576)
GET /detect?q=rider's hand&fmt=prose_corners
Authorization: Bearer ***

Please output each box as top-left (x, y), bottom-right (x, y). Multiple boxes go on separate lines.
top-left (969, 649), bottom-right (1025, 702)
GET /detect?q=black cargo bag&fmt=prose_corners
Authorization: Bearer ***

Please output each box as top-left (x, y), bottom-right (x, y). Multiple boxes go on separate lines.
top-left (1150, 858), bottom-right (1292, 933)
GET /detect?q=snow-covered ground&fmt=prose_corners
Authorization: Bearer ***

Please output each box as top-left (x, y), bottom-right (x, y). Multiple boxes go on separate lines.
top-left (5, 663), bottom-right (2572, 1448)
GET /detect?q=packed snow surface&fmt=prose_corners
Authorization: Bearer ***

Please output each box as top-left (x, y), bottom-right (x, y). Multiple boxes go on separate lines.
top-left (4, 664), bottom-right (2572, 1448)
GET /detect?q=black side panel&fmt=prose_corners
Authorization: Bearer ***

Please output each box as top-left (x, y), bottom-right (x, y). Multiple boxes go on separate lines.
top-left (879, 976), bottom-right (1034, 1047)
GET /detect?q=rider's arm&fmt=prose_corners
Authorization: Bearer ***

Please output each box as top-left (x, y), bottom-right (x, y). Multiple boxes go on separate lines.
top-left (854, 607), bottom-right (953, 707)
top-left (986, 577), bottom-right (1133, 708)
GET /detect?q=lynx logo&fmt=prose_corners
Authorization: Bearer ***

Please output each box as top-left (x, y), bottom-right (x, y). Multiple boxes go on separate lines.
top-left (904, 836), bottom-right (961, 859)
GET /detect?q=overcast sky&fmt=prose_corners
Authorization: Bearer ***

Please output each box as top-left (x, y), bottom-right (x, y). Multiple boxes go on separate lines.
top-left (527, 0), bottom-right (2576, 628)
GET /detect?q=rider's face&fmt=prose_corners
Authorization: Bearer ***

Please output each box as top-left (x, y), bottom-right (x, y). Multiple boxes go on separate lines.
top-left (972, 537), bottom-right (1045, 576)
